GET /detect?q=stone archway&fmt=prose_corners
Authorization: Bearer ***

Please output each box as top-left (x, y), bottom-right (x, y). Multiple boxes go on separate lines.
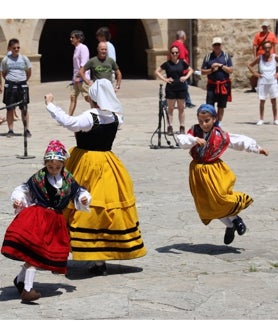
top-left (38, 19), bottom-right (150, 82)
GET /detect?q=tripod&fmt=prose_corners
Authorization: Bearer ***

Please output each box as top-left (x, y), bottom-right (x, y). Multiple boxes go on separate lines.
top-left (150, 84), bottom-right (179, 149)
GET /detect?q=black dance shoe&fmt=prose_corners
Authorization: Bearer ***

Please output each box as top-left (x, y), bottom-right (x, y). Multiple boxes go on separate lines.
top-left (224, 226), bottom-right (236, 245)
top-left (233, 216), bottom-right (247, 235)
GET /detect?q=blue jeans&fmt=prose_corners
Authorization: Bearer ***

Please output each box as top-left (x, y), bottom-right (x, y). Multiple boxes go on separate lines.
top-left (184, 80), bottom-right (192, 105)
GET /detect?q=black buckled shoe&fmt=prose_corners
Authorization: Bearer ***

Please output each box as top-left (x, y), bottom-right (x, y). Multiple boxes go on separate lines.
top-left (13, 276), bottom-right (24, 294)
top-left (224, 226), bottom-right (236, 245)
top-left (233, 216), bottom-right (247, 236)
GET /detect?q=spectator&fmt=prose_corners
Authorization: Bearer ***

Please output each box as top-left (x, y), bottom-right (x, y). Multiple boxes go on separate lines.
top-left (246, 21), bottom-right (278, 93)
top-left (96, 26), bottom-right (116, 61)
top-left (155, 45), bottom-right (193, 135)
top-left (201, 37), bottom-right (233, 126)
top-left (0, 38), bottom-right (32, 137)
top-left (78, 41), bottom-right (122, 92)
top-left (68, 30), bottom-right (90, 116)
top-left (247, 40), bottom-right (278, 125)
top-left (170, 30), bottom-right (195, 108)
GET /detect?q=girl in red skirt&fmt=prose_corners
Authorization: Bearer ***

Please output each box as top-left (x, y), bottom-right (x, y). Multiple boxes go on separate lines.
top-left (1, 140), bottom-right (91, 302)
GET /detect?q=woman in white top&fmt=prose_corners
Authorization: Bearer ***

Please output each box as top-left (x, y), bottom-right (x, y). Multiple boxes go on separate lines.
top-left (247, 40), bottom-right (278, 125)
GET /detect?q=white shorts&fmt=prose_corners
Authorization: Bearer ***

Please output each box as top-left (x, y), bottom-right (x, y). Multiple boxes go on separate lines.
top-left (256, 82), bottom-right (278, 100)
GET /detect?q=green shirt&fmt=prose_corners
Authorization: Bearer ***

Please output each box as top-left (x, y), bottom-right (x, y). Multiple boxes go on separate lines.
top-left (84, 56), bottom-right (119, 82)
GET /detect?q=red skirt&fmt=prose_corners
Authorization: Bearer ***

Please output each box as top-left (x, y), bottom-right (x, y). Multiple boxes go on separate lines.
top-left (1, 205), bottom-right (70, 274)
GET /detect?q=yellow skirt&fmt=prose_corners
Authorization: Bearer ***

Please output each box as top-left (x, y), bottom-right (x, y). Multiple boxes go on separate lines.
top-left (63, 147), bottom-right (147, 261)
top-left (189, 159), bottom-right (253, 225)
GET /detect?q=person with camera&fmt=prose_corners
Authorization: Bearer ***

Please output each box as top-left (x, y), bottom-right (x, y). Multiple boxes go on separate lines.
top-left (155, 45), bottom-right (193, 135)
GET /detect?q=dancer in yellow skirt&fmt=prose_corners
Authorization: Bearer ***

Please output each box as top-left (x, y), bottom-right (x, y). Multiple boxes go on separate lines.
top-left (177, 104), bottom-right (269, 245)
top-left (44, 79), bottom-right (146, 275)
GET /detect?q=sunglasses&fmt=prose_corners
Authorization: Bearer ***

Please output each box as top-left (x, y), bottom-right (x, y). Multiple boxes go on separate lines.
top-left (171, 52), bottom-right (179, 55)
top-left (12, 46), bottom-right (20, 50)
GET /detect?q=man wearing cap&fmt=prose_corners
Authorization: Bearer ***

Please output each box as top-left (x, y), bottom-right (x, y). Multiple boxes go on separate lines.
top-left (201, 37), bottom-right (233, 126)
top-left (247, 21), bottom-right (278, 92)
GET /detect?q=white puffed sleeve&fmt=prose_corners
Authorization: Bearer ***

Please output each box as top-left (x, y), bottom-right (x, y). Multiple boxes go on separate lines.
top-left (73, 187), bottom-right (92, 212)
top-left (176, 134), bottom-right (198, 150)
top-left (228, 133), bottom-right (261, 153)
top-left (46, 103), bottom-right (94, 132)
top-left (11, 184), bottom-right (33, 214)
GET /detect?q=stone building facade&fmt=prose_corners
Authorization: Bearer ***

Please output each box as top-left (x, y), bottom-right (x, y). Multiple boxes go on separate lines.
top-left (0, 18), bottom-right (277, 89)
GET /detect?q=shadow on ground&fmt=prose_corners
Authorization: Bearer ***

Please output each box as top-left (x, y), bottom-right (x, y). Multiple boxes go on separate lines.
top-left (156, 243), bottom-right (243, 255)
top-left (66, 260), bottom-right (143, 280)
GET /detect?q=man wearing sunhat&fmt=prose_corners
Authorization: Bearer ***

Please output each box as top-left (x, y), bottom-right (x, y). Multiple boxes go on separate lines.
top-left (247, 21), bottom-right (278, 92)
top-left (201, 37), bottom-right (233, 126)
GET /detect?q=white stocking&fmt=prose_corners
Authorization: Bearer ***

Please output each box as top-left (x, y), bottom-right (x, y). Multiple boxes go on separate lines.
top-left (24, 267), bottom-right (36, 292)
top-left (219, 217), bottom-right (233, 228)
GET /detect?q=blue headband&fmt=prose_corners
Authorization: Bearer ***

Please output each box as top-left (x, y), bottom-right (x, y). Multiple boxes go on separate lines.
top-left (197, 104), bottom-right (217, 117)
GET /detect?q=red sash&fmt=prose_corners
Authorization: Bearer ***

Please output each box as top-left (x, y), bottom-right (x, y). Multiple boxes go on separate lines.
top-left (207, 78), bottom-right (232, 102)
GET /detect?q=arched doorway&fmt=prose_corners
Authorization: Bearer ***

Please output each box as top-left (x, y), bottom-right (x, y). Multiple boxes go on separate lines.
top-left (39, 19), bottom-right (149, 82)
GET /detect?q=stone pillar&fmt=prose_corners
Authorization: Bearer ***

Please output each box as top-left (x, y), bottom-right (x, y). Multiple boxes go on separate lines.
top-left (27, 54), bottom-right (42, 85)
top-left (145, 48), bottom-right (168, 79)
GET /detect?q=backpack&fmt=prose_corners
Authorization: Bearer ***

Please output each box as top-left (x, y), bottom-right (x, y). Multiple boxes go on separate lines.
top-left (204, 51), bottom-right (230, 66)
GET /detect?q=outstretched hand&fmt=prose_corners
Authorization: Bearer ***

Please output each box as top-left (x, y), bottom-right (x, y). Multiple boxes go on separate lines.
top-left (196, 137), bottom-right (207, 146)
top-left (259, 148), bottom-right (269, 156)
top-left (81, 196), bottom-right (89, 206)
top-left (44, 93), bottom-right (54, 105)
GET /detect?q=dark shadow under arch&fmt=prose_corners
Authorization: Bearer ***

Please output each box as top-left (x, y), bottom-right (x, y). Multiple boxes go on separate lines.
top-left (39, 19), bottom-right (148, 82)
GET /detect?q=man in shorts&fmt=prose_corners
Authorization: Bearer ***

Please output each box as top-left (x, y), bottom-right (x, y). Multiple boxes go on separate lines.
top-left (68, 30), bottom-right (90, 116)
top-left (201, 37), bottom-right (233, 126)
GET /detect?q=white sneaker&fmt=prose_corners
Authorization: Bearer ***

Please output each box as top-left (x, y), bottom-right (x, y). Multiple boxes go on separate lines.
top-left (256, 120), bottom-right (264, 126)
top-left (273, 120), bottom-right (278, 125)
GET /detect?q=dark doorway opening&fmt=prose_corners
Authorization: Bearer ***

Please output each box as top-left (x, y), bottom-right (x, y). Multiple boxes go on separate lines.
top-left (39, 19), bottom-right (148, 82)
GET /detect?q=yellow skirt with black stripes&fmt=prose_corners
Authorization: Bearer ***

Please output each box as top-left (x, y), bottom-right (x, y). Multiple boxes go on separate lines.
top-left (189, 159), bottom-right (253, 225)
top-left (63, 147), bottom-right (147, 261)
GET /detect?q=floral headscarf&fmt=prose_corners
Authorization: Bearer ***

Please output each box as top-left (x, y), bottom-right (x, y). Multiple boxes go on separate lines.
top-left (44, 140), bottom-right (70, 162)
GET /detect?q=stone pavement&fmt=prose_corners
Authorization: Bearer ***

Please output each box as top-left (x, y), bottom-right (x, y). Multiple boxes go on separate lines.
top-left (0, 80), bottom-right (278, 324)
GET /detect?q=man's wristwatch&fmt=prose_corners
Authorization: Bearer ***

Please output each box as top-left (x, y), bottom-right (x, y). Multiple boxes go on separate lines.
top-left (116, 85), bottom-right (120, 89)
